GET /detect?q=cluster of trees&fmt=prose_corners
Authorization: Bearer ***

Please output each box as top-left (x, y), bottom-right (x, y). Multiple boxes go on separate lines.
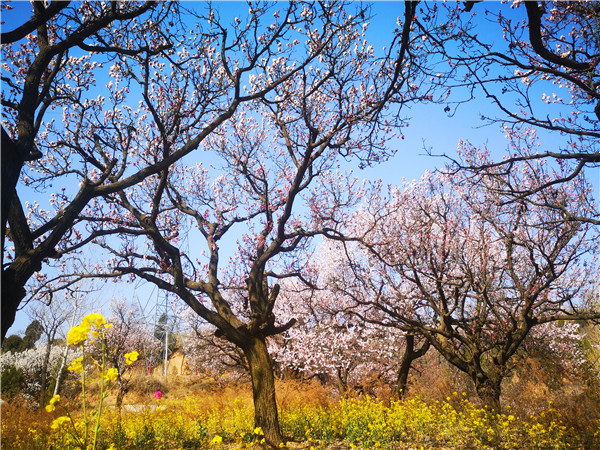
top-left (2, 319), bottom-right (43, 353)
top-left (271, 159), bottom-right (598, 412)
top-left (1, 293), bottom-right (589, 409)
top-left (2, 1), bottom-right (598, 445)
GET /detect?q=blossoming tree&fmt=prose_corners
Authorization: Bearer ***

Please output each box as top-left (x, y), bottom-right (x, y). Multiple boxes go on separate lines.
top-left (3, 0), bottom-right (433, 348)
top-left (1, 1), bottom-right (177, 339)
top-left (24, 2), bottom-right (437, 443)
top-left (325, 155), bottom-right (598, 412)
top-left (99, 299), bottom-right (159, 410)
top-left (419, 1), bottom-right (599, 218)
top-left (270, 249), bottom-right (426, 398)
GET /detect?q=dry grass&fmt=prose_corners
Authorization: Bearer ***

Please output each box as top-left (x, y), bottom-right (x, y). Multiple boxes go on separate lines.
top-left (2, 349), bottom-right (599, 449)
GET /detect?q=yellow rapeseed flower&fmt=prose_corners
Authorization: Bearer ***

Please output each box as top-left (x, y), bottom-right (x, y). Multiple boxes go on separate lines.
top-left (51, 416), bottom-right (70, 430)
top-left (68, 356), bottom-right (84, 373)
top-left (104, 367), bottom-right (119, 382)
top-left (67, 324), bottom-right (89, 345)
top-left (45, 394), bottom-right (60, 412)
top-left (84, 312), bottom-right (106, 328)
top-left (67, 313), bottom-right (112, 345)
top-left (124, 350), bottom-right (139, 365)
top-left (209, 435), bottom-right (223, 446)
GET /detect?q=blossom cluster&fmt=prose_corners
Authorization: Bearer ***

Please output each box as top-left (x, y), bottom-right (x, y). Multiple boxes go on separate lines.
top-left (67, 313), bottom-right (112, 345)
top-left (0, 346), bottom-right (79, 397)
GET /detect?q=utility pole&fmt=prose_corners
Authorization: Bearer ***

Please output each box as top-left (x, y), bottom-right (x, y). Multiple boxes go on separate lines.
top-left (155, 293), bottom-right (174, 379)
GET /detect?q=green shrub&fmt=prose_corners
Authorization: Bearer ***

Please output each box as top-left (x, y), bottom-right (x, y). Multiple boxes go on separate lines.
top-left (1, 366), bottom-right (25, 398)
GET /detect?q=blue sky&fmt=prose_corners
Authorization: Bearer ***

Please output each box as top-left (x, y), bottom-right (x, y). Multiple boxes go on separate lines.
top-left (4, 1), bottom-right (598, 336)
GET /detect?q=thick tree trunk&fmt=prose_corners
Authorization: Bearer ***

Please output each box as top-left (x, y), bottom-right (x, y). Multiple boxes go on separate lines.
top-left (473, 373), bottom-right (502, 413)
top-left (1, 272), bottom-right (28, 342)
top-left (336, 367), bottom-right (349, 396)
top-left (1, 127), bottom-right (23, 265)
top-left (1, 129), bottom-right (27, 342)
top-left (396, 335), bottom-right (430, 399)
top-left (1, 129), bottom-right (37, 337)
top-left (244, 336), bottom-right (283, 446)
top-left (2, 192), bottom-right (42, 342)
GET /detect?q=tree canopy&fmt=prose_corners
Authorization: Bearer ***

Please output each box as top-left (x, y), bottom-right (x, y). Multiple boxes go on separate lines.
top-left (2, 0), bottom-right (598, 442)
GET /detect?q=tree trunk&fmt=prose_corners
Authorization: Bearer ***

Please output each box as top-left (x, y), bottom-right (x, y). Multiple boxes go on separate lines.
top-left (116, 378), bottom-right (127, 425)
top-left (39, 340), bottom-right (53, 407)
top-left (1, 128), bottom-right (23, 267)
top-left (54, 307), bottom-right (79, 397)
top-left (396, 335), bottom-right (430, 399)
top-left (1, 128), bottom-right (30, 342)
top-left (53, 350), bottom-right (69, 397)
top-left (336, 367), bottom-right (349, 396)
top-left (116, 380), bottom-right (126, 410)
top-left (244, 336), bottom-right (283, 446)
top-left (473, 373), bottom-right (502, 413)
top-left (1, 271), bottom-right (28, 342)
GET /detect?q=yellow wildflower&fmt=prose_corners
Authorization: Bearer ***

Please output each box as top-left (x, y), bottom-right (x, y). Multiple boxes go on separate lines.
top-left (51, 416), bottom-right (70, 430)
top-left (45, 394), bottom-right (60, 412)
top-left (84, 312), bottom-right (106, 328)
top-left (104, 367), bottom-right (119, 382)
top-left (209, 435), bottom-right (223, 446)
top-left (67, 313), bottom-right (112, 345)
top-left (68, 356), bottom-right (84, 373)
top-left (67, 324), bottom-right (89, 345)
top-left (124, 350), bottom-right (139, 365)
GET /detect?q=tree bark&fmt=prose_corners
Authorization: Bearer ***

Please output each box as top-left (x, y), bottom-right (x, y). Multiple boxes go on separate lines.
top-left (473, 373), bottom-right (502, 413)
top-left (396, 335), bottom-right (430, 399)
top-left (1, 270), bottom-right (29, 342)
top-left (2, 188), bottom-right (42, 342)
top-left (243, 336), bottom-right (283, 446)
top-left (1, 128), bottom-right (23, 265)
top-left (39, 340), bottom-right (53, 407)
top-left (1, 129), bottom-right (28, 342)
top-left (336, 367), bottom-right (349, 396)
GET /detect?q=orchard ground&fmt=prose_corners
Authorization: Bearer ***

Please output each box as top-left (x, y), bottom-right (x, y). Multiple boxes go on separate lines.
top-left (2, 350), bottom-right (599, 449)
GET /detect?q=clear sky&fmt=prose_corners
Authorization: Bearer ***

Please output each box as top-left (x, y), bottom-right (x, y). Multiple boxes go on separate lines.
top-left (4, 1), bottom-right (599, 336)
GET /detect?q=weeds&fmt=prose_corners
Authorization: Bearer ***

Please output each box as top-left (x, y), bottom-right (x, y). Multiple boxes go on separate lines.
top-left (2, 387), bottom-right (597, 449)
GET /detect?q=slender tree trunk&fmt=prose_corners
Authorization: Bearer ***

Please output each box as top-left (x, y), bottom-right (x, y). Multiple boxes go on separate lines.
top-left (53, 350), bottom-right (69, 397)
top-left (116, 381), bottom-right (126, 410)
top-left (244, 336), bottom-right (283, 446)
top-left (116, 378), bottom-right (127, 425)
top-left (54, 306), bottom-right (79, 396)
top-left (396, 335), bottom-right (430, 399)
top-left (39, 340), bottom-right (53, 407)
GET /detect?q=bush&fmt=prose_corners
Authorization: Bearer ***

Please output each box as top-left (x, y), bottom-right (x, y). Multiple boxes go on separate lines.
top-left (1, 366), bottom-right (25, 398)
